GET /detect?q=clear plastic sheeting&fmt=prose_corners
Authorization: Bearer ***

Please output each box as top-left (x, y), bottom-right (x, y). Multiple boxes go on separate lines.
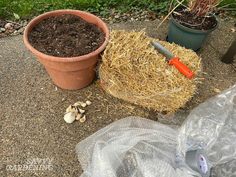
top-left (211, 159), bottom-right (236, 177)
top-left (178, 84), bottom-right (236, 166)
top-left (76, 85), bottom-right (236, 177)
top-left (76, 117), bottom-right (185, 177)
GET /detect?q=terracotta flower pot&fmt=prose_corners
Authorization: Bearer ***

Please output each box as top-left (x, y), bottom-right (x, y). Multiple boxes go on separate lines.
top-left (23, 9), bottom-right (109, 90)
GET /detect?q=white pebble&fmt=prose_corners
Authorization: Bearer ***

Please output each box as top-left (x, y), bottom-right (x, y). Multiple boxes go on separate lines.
top-left (0, 28), bottom-right (5, 32)
top-left (86, 100), bottom-right (92, 106)
top-left (4, 23), bottom-right (13, 30)
top-left (64, 112), bottom-right (76, 124)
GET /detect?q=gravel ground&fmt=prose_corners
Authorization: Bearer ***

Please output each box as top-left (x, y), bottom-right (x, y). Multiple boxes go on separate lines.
top-left (0, 18), bottom-right (236, 177)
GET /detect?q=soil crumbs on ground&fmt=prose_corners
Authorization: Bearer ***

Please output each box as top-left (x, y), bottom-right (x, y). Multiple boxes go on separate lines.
top-left (29, 14), bottom-right (105, 57)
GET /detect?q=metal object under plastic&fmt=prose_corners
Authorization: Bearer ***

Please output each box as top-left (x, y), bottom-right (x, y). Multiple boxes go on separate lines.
top-left (76, 85), bottom-right (236, 177)
top-left (185, 149), bottom-right (210, 177)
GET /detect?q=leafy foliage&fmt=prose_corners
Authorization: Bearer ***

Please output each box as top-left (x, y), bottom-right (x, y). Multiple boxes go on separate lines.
top-left (0, 0), bottom-right (235, 19)
top-left (0, 0), bottom-right (170, 19)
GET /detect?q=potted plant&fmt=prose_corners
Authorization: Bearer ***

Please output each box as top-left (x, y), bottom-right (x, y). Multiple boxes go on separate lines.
top-left (167, 0), bottom-right (219, 51)
top-left (23, 10), bottom-right (109, 90)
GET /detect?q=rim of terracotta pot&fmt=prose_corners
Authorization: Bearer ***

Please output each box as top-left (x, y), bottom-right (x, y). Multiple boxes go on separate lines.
top-left (23, 9), bottom-right (109, 63)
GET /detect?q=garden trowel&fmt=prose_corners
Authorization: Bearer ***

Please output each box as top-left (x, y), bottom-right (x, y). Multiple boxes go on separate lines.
top-left (151, 41), bottom-right (194, 79)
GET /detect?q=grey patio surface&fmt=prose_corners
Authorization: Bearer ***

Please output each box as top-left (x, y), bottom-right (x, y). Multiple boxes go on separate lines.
top-left (1, 18), bottom-right (236, 177)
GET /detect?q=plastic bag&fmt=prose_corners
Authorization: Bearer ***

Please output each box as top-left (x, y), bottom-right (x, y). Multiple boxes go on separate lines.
top-left (76, 117), bottom-right (193, 177)
top-left (178, 84), bottom-right (236, 166)
top-left (76, 85), bottom-right (236, 177)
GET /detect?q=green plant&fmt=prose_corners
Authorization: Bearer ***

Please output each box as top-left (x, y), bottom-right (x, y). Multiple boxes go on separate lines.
top-left (0, 0), bottom-right (171, 19)
top-left (0, 0), bottom-right (235, 20)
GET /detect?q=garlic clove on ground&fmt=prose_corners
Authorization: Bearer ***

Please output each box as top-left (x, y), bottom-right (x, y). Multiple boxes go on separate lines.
top-left (73, 102), bottom-right (81, 107)
top-left (66, 105), bottom-right (78, 114)
top-left (74, 101), bottom-right (86, 107)
top-left (66, 105), bottom-right (73, 113)
top-left (75, 113), bottom-right (82, 120)
top-left (79, 115), bottom-right (86, 123)
top-left (85, 100), bottom-right (92, 106)
top-left (64, 112), bottom-right (76, 124)
top-left (80, 102), bottom-right (87, 108)
top-left (79, 108), bottom-right (85, 114)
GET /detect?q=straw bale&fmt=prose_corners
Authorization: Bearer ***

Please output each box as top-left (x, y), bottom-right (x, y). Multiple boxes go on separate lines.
top-left (99, 30), bottom-right (201, 112)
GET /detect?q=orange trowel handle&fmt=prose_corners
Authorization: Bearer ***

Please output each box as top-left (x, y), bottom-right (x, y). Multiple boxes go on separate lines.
top-left (169, 57), bottom-right (194, 79)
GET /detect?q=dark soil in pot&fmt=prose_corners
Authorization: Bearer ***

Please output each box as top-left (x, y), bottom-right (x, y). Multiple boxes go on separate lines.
top-left (28, 14), bottom-right (105, 57)
top-left (172, 7), bottom-right (217, 30)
